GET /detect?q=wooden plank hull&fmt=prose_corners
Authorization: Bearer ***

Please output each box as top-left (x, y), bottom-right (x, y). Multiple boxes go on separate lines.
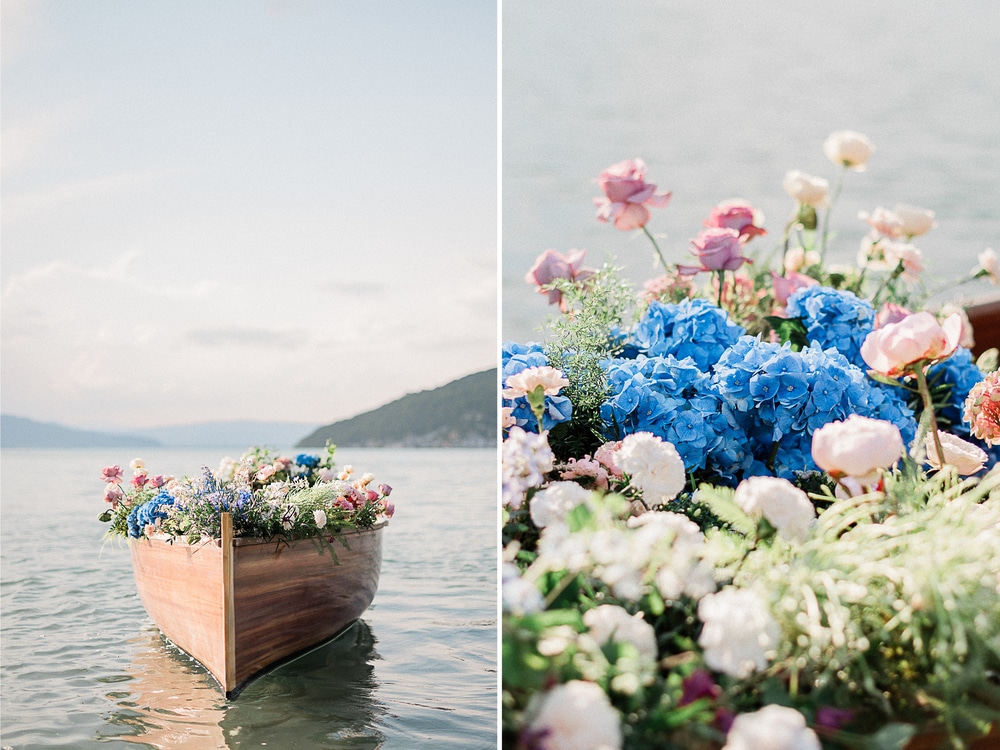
top-left (130, 518), bottom-right (385, 697)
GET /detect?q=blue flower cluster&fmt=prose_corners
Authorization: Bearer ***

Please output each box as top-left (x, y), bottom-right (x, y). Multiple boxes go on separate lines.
top-left (501, 341), bottom-right (573, 432)
top-left (926, 347), bottom-right (999, 463)
top-left (785, 286), bottom-right (874, 365)
top-left (127, 490), bottom-right (175, 538)
top-left (631, 298), bottom-right (745, 370)
top-left (295, 454), bottom-right (320, 469)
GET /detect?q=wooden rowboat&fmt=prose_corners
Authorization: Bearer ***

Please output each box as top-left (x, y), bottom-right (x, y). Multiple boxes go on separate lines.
top-left (130, 513), bottom-right (385, 697)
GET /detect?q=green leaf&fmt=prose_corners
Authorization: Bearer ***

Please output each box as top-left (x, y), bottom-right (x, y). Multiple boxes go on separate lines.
top-left (98, 510), bottom-right (112, 523)
top-left (696, 484), bottom-right (755, 536)
top-left (868, 723), bottom-right (916, 750)
top-left (764, 315), bottom-right (810, 351)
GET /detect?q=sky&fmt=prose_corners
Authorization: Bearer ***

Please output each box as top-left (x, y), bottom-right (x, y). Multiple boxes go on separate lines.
top-left (1, 0), bottom-right (498, 431)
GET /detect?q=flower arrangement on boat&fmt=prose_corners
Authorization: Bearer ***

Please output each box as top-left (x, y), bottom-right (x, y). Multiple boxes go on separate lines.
top-left (503, 132), bottom-right (1000, 749)
top-left (99, 444), bottom-right (395, 550)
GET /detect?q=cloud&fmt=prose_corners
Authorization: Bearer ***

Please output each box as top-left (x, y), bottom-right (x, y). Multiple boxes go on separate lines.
top-left (185, 326), bottom-right (307, 350)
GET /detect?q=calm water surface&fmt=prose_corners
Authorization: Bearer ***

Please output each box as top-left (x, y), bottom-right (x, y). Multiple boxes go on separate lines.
top-left (503, 0), bottom-right (1000, 341)
top-left (1, 447), bottom-right (497, 749)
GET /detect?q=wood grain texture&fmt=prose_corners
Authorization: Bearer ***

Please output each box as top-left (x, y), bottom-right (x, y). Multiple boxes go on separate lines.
top-left (130, 519), bottom-right (386, 697)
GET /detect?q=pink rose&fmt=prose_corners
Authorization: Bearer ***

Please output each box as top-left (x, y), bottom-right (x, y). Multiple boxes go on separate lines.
top-left (101, 465), bottom-right (123, 483)
top-left (255, 464), bottom-right (276, 482)
top-left (874, 302), bottom-right (911, 328)
top-left (680, 228), bottom-right (750, 274)
top-left (131, 473), bottom-right (149, 489)
top-left (703, 199), bottom-right (766, 240)
top-left (882, 240), bottom-right (924, 282)
top-left (378, 483), bottom-right (393, 497)
top-left (811, 415), bottom-right (904, 483)
top-left (273, 456), bottom-right (294, 472)
top-left (770, 271), bottom-right (818, 306)
top-left (383, 502), bottom-right (395, 518)
top-left (103, 484), bottom-right (124, 508)
top-left (861, 312), bottom-right (963, 377)
top-left (593, 158), bottom-right (672, 231)
top-left (525, 249), bottom-right (595, 311)
top-left (148, 475), bottom-right (166, 489)
top-left (924, 431), bottom-right (988, 475)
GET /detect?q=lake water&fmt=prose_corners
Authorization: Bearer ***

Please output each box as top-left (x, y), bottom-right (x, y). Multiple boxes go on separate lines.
top-left (0, 447), bottom-right (497, 749)
top-left (502, 0), bottom-right (1000, 342)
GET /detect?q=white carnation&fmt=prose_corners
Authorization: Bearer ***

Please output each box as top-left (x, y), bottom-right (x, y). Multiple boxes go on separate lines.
top-left (582, 604), bottom-right (658, 664)
top-left (530, 481), bottom-right (593, 529)
top-left (698, 588), bottom-right (780, 679)
top-left (723, 704), bottom-right (821, 750)
top-left (613, 433), bottom-right (686, 504)
top-left (734, 476), bottom-right (816, 543)
top-left (527, 680), bottom-right (622, 750)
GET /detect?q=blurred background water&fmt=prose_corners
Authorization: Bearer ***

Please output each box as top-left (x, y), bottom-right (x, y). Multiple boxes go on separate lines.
top-left (1, 447), bottom-right (496, 749)
top-left (502, 0), bottom-right (1000, 341)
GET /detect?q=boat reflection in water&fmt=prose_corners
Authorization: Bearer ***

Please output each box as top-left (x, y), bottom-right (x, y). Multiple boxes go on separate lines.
top-left (110, 620), bottom-right (384, 749)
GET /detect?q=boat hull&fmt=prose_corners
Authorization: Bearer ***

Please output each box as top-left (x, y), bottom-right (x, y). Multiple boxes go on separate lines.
top-left (130, 516), bottom-right (385, 697)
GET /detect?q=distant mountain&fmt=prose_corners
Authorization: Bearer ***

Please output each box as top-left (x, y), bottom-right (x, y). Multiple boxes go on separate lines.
top-left (131, 420), bottom-right (320, 448)
top-left (1, 414), bottom-right (163, 449)
top-left (297, 369), bottom-right (497, 448)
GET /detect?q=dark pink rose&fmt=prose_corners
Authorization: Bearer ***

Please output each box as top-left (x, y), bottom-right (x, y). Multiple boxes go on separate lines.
top-left (678, 669), bottom-right (721, 706)
top-left (593, 159), bottom-right (672, 231)
top-left (101, 465), bottom-right (123, 483)
top-left (681, 228), bottom-right (750, 273)
top-left (131, 474), bottom-right (148, 489)
top-left (704, 199), bottom-right (766, 240)
top-left (525, 249), bottom-right (595, 311)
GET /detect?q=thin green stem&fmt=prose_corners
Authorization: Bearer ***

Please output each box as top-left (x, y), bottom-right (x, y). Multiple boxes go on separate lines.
top-left (820, 166), bottom-right (847, 261)
top-left (870, 261), bottom-right (905, 308)
top-left (717, 270), bottom-right (725, 308)
top-left (642, 225), bottom-right (670, 272)
top-left (913, 364), bottom-right (946, 470)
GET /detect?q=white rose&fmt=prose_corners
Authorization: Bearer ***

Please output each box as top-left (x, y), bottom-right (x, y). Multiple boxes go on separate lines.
top-left (823, 129), bottom-right (875, 171)
top-left (893, 203), bottom-right (937, 237)
top-left (583, 605), bottom-right (658, 664)
top-left (613, 432), bottom-right (686, 504)
top-left (526, 680), bottom-right (622, 750)
top-left (924, 431), bottom-right (989, 476)
top-left (782, 170), bottom-right (829, 207)
top-left (698, 588), bottom-right (780, 679)
top-left (530, 481), bottom-right (593, 529)
top-left (734, 476), bottom-right (816, 543)
top-left (723, 704), bottom-right (821, 750)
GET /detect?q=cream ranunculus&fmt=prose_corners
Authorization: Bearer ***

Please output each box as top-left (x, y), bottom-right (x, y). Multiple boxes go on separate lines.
top-left (811, 415), bottom-right (904, 484)
top-left (697, 588), bottom-right (780, 679)
top-left (612, 432), bottom-right (686, 504)
top-left (526, 680), bottom-right (623, 750)
top-left (893, 203), bottom-right (937, 237)
top-left (823, 129), bottom-right (875, 171)
top-left (924, 431), bottom-right (989, 475)
top-left (723, 704), bottom-right (821, 750)
top-left (782, 170), bottom-right (829, 207)
top-left (734, 476), bottom-right (816, 543)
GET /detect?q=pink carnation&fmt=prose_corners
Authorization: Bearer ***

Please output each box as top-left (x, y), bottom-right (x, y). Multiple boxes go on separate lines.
top-left (594, 158), bottom-right (671, 231)
top-left (965, 370), bottom-right (1000, 446)
top-left (503, 366), bottom-right (569, 400)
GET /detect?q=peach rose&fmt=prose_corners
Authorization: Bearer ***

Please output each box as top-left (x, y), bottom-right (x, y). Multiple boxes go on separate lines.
top-left (924, 431), bottom-right (988, 475)
top-left (860, 311), bottom-right (963, 377)
top-left (811, 415), bottom-right (904, 483)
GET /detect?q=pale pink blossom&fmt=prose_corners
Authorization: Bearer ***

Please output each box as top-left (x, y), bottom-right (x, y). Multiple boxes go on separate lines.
top-left (255, 464), bottom-right (276, 482)
top-left (148, 475), bottom-right (166, 489)
top-left (978, 248), bottom-right (1000, 285)
top-left (317, 468), bottom-right (338, 482)
top-left (131, 473), bottom-right (149, 489)
top-left (103, 484), bottom-right (124, 508)
top-left (823, 129), bottom-right (875, 171)
top-left (101, 465), bottom-right (123, 483)
top-left (882, 240), bottom-right (924, 282)
top-left (680, 227), bottom-right (750, 274)
top-left (273, 456), bottom-right (294, 472)
top-left (525, 249), bottom-right (595, 311)
top-left (964, 370), bottom-right (1000, 446)
top-left (811, 415), bottom-right (904, 483)
top-left (594, 441), bottom-right (625, 478)
top-left (502, 407), bottom-right (517, 429)
top-left (861, 311), bottom-right (963, 377)
top-left (642, 269), bottom-right (696, 302)
top-left (782, 170), bottom-right (829, 207)
top-left (594, 158), bottom-right (672, 231)
top-left (874, 302), bottom-right (912, 328)
top-left (924, 431), bottom-right (988, 475)
top-left (770, 271), bottom-right (818, 306)
top-left (893, 203), bottom-right (937, 237)
top-left (937, 303), bottom-right (975, 349)
top-left (703, 199), bottom-right (766, 240)
top-left (782, 246), bottom-right (820, 273)
top-left (502, 366), bottom-right (569, 399)
top-left (858, 206), bottom-right (903, 238)
top-left (560, 456), bottom-right (610, 489)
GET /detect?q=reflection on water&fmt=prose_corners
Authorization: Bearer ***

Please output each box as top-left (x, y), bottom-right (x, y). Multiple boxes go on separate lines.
top-left (108, 621), bottom-right (385, 749)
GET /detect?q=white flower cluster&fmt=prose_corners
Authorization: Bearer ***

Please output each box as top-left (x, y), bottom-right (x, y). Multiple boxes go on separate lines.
top-left (529, 480), bottom-right (593, 530)
top-left (734, 476), bottom-right (816, 543)
top-left (525, 680), bottom-right (622, 750)
top-left (697, 587), bottom-right (780, 679)
top-left (502, 426), bottom-right (555, 509)
top-left (612, 432), bottom-right (686, 505)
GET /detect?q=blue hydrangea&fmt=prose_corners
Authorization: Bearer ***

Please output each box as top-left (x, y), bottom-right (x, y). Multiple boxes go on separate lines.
top-left (925, 348), bottom-right (999, 467)
top-left (295, 454), bottom-right (320, 469)
top-left (630, 298), bottom-right (745, 370)
top-left (501, 340), bottom-right (573, 432)
top-left (785, 286), bottom-right (874, 365)
top-left (127, 490), bottom-right (175, 538)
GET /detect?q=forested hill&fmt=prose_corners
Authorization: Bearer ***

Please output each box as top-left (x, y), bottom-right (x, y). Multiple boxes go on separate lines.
top-left (296, 369), bottom-right (496, 448)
